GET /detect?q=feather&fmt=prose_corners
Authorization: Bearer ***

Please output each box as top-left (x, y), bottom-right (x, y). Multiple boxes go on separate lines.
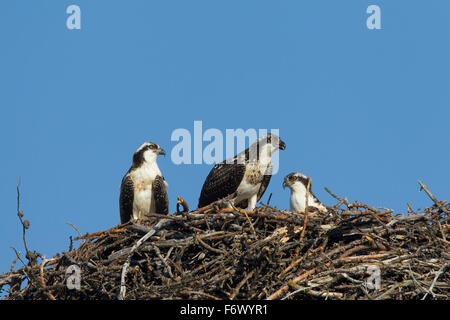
top-left (152, 175), bottom-right (169, 214)
top-left (198, 161), bottom-right (246, 208)
top-left (119, 174), bottom-right (134, 223)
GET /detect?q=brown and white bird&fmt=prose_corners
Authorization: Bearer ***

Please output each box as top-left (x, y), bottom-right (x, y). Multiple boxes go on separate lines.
top-left (198, 134), bottom-right (286, 210)
top-left (119, 142), bottom-right (169, 223)
top-left (283, 172), bottom-right (326, 213)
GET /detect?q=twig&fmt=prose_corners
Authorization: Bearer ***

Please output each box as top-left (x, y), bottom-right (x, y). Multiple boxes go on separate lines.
top-left (16, 178), bottom-right (31, 259)
top-left (118, 218), bottom-right (171, 300)
top-left (229, 270), bottom-right (255, 300)
top-left (324, 186), bottom-right (349, 207)
top-left (422, 263), bottom-right (449, 300)
top-left (418, 180), bottom-right (449, 214)
top-left (10, 254), bottom-right (19, 272)
top-left (375, 280), bottom-right (414, 300)
top-left (194, 233), bottom-right (226, 254)
top-left (66, 222), bottom-right (86, 245)
top-left (340, 252), bottom-right (392, 262)
top-left (10, 247), bottom-right (32, 284)
top-left (281, 255), bottom-right (304, 275)
top-left (266, 193), bottom-right (273, 206)
top-left (283, 285), bottom-right (343, 300)
top-left (152, 245), bottom-right (174, 279)
top-left (267, 268), bottom-right (316, 300)
top-left (39, 258), bottom-right (57, 300)
top-left (10, 248), bottom-right (27, 270)
top-left (407, 203), bottom-right (418, 215)
top-left (299, 178), bottom-right (311, 242)
top-left (241, 208), bottom-right (258, 240)
top-left (339, 245), bottom-right (371, 259)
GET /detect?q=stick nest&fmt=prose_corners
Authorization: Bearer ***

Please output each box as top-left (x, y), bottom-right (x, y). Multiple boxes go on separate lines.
top-left (1, 196), bottom-right (449, 300)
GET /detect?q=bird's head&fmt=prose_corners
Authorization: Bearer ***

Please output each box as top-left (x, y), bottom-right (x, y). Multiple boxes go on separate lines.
top-left (283, 172), bottom-right (310, 190)
top-left (255, 133), bottom-right (286, 157)
top-left (133, 142), bottom-right (166, 166)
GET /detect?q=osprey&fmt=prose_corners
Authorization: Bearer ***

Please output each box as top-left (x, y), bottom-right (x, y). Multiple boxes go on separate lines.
top-left (198, 134), bottom-right (286, 210)
top-left (119, 142), bottom-right (169, 223)
top-left (283, 172), bottom-right (326, 213)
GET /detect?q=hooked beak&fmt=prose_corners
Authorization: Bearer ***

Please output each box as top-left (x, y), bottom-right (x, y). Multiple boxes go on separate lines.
top-left (282, 180), bottom-right (288, 189)
top-left (158, 148), bottom-right (166, 156)
top-left (278, 139), bottom-right (286, 151)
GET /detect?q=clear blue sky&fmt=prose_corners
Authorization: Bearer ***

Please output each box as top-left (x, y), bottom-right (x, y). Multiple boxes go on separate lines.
top-left (0, 1), bottom-right (449, 276)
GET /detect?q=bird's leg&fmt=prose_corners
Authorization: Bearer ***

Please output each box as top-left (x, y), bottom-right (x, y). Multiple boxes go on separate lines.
top-left (247, 194), bottom-right (258, 211)
top-left (132, 210), bottom-right (139, 222)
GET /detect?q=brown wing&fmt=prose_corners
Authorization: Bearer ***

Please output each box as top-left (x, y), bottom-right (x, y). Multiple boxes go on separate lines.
top-left (119, 174), bottom-right (134, 224)
top-left (152, 175), bottom-right (169, 214)
top-left (257, 173), bottom-right (272, 201)
top-left (198, 161), bottom-right (246, 208)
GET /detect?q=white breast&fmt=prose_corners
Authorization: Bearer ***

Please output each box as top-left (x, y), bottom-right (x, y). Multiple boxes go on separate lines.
top-left (290, 188), bottom-right (326, 212)
top-left (235, 160), bottom-right (271, 204)
top-left (290, 191), bottom-right (306, 212)
top-left (129, 162), bottom-right (162, 220)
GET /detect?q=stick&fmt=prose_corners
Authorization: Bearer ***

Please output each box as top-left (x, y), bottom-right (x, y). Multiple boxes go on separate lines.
top-left (152, 245), bottom-right (174, 279)
top-left (418, 180), bottom-right (449, 214)
top-left (375, 280), bottom-right (414, 300)
top-left (39, 258), bottom-right (57, 300)
top-left (66, 222), bottom-right (87, 245)
top-left (281, 255), bottom-right (304, 275)
top-left (107, 231), bottom-right (230, 263)
top-left (407, 203), bottom-right (418, 215)
top-left (118, 218), bottom-right (171, 300)
top-left (421, 263), bottom-right (449, 300)
top-left (229, 270), bottom-right (255, 300)
top-left (299, 178), bottom-right (311, 242)
top-left (283, 286), bottom-right (343, 300)
top-left (234, 204), bottom-right (258, 240)
top-left (324, 186), bottom-right (349, 207)
top-left (267, 268), bottom-right (316, 300)
top-left (266, 193), bottom-right (273, 206)
top-left (10, 247), bottom-right (32, 284)
top-left (194, 233), bottom-right (226, 254)
top-left (339, 245), bottom-right (371, 259)
top-left (340, 252), bottom-right (392, 262)
top-left (16, 178), bottom-right (32, 261)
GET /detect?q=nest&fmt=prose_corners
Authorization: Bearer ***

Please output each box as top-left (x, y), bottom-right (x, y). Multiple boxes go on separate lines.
top-left (1, 185), bottom-right (449, 300)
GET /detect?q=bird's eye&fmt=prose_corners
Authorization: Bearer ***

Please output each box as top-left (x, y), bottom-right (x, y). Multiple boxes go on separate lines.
top-left (291, 176), bottom-right (297, 181)
top-left (149, 145), bottom-right (156, 150)
top-left (267, 136), bottom-right (272, 142)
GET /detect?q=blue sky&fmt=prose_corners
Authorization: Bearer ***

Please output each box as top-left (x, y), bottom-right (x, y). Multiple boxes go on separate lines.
top-left (0, 1), bottom-right (449, 277)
